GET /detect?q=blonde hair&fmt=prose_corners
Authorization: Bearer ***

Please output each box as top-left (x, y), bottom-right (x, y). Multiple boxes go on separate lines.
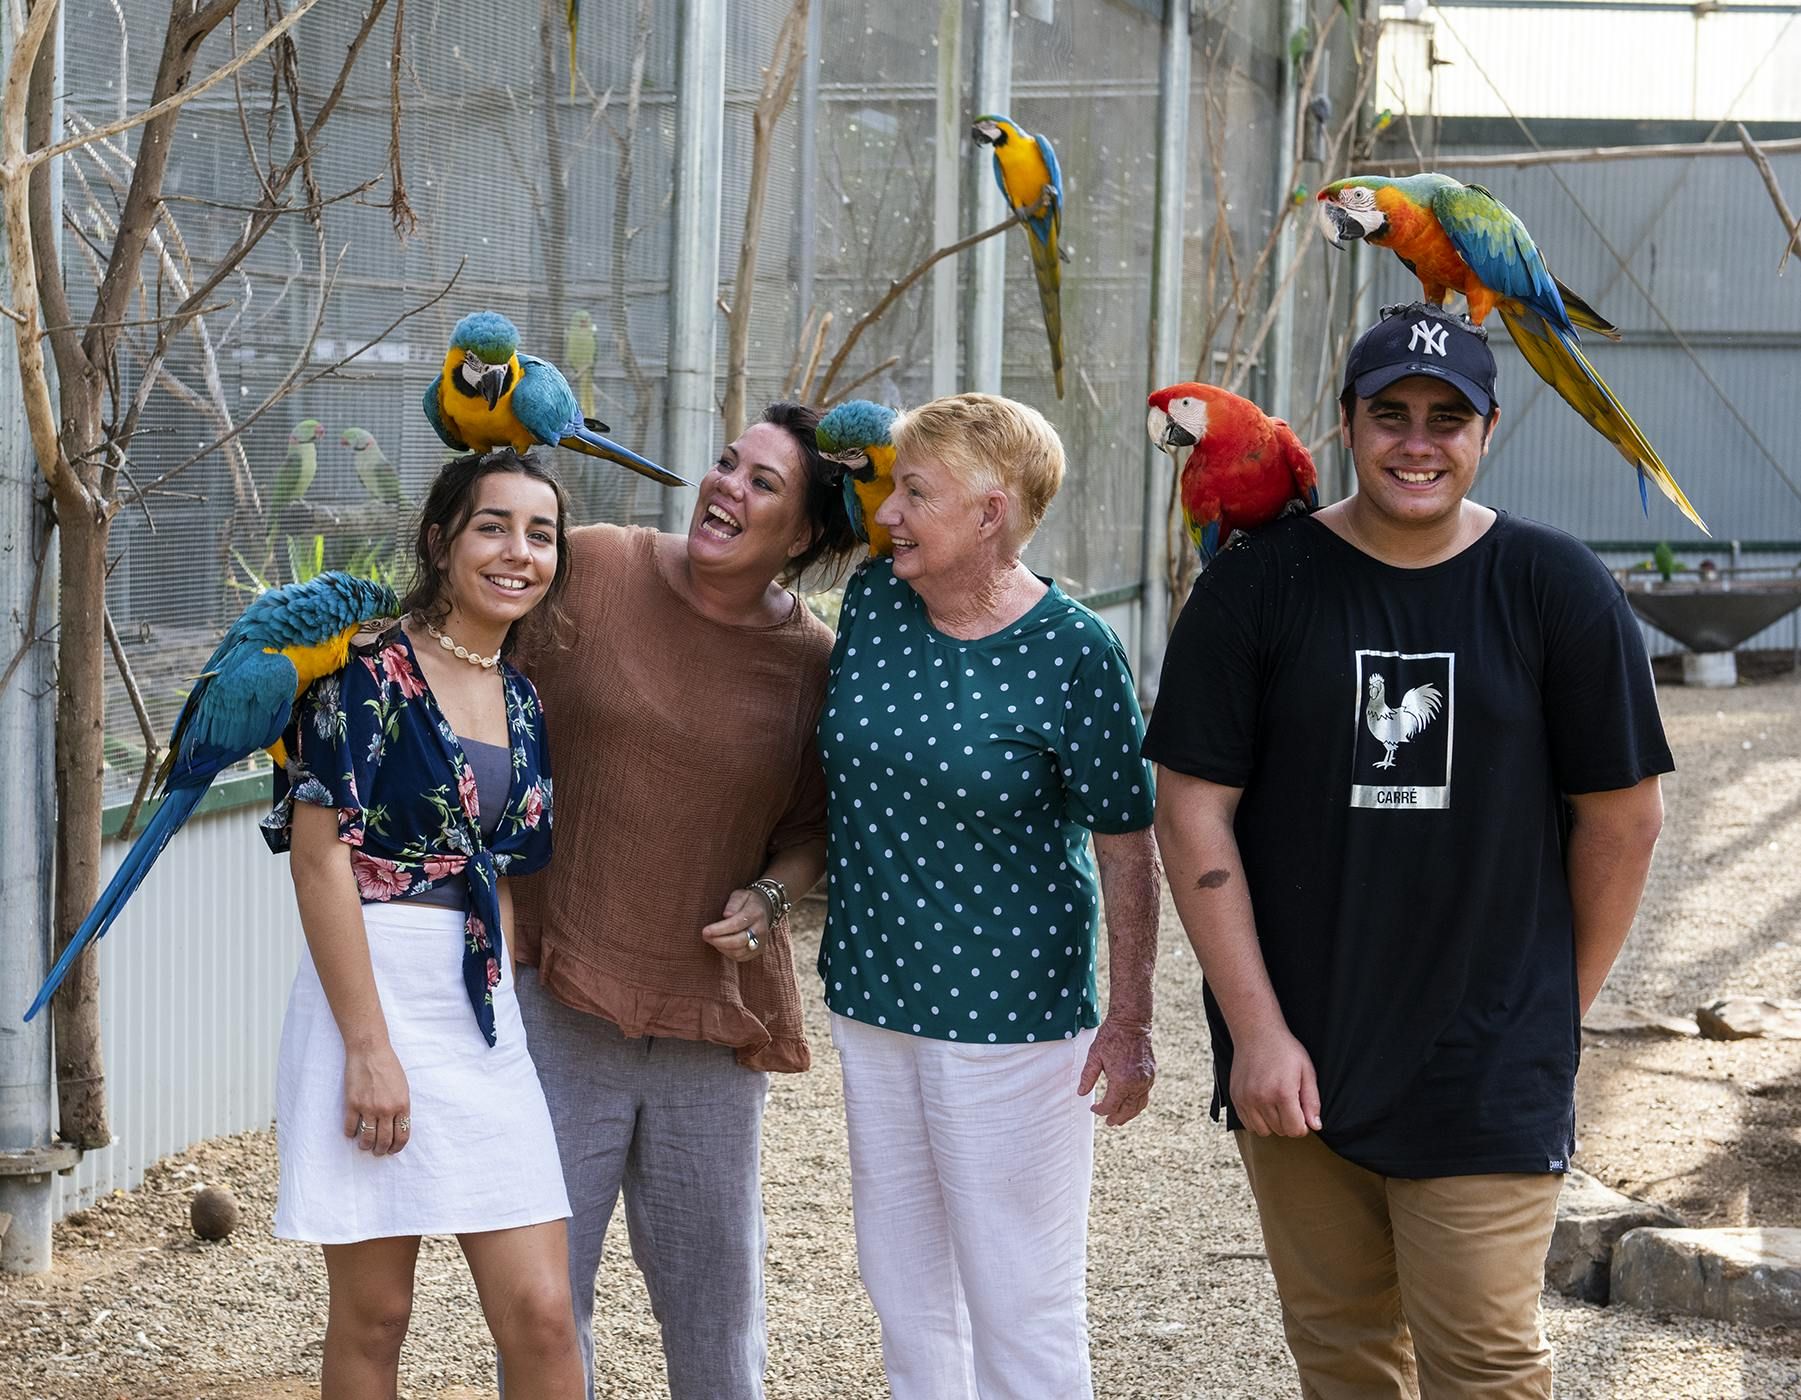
top-left (890, 393), bottom-right (1065, 545)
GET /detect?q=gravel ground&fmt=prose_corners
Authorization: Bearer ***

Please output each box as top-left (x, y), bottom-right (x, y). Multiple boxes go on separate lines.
top-left (3, 670), bottom-right (1799, 1399)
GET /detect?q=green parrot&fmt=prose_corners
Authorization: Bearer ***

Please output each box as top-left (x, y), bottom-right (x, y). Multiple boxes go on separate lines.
top-left (565, 309), bottom-right (598, 421)
top-left (266, 418), bottom-right (322, 544)
top-left (341, 427), bottom-right (402, 505)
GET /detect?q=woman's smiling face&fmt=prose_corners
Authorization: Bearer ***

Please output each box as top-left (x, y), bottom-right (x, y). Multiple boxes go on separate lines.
top-left (688, 421), bottom-right (813, 577)
top-left (436, 471), bottom-right (560, 634)
top-left (872, 447), bottom-right (985, 585)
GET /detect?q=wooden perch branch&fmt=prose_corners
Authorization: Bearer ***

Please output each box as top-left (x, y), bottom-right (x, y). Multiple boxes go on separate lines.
top-left (103, 607), bottom-right (162, 842)
top-left (1355, 133), bottom-right (1801, 177)
top-left (812, 211), bottom-right (1023, 407)
top-left (1735, 123), bottom-right (1801, 275)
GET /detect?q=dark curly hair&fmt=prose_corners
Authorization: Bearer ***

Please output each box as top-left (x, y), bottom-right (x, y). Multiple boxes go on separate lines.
top-left (398, 448), bottom-right (572, 659)
top-left (760, 401), bottom-right (863, 590)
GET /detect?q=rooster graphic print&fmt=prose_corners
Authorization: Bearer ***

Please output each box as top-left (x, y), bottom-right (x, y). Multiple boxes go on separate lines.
top-left (1350, 649), bottom-right (1453, 809)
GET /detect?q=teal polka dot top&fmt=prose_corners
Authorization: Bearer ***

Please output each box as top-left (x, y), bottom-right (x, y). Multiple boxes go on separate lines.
top-left (817, 559), bottom-right (1155, 1044)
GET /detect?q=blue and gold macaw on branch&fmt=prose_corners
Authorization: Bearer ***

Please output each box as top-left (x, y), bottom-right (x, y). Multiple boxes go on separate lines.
top-left (816, 399), bottom-right (898, 556)
top-left (424, 311), bottom-right (689, 487)
top-left (972, 115), bottom-right (1066, 399)
top-left (23, 573), bottom-right (400, 1023)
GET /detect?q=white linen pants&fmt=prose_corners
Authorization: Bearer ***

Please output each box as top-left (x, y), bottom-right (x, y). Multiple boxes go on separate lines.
top-left (831, 1012), bottom-right (1097, 1400)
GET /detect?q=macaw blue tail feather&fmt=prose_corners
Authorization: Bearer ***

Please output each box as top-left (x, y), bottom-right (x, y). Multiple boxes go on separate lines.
top-left (1638, 469), bottom-right (1650, 515)
top-left (22, 784), bottom-right (207, 1022)
top-left (558, 422), bottom-right (691, 488)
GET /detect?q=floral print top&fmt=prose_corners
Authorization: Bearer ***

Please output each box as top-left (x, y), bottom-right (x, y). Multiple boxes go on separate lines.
top-left (261, 625), bottom-right (553, 1046)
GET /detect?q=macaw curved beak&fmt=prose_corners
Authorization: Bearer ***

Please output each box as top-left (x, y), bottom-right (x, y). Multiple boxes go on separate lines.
top-left (825, 447), bottom-right (874, 481)
top-left (478, 362), bottom-right (509, 410)
top-left (1161, 421), bottom-right (1198, 451)
top-left (1147, 405), bottom-right (1194, 457)
top-left (1319, 200), bottom-right (1366, 250)
top-left (970, 122), bottom-right (1001, 146)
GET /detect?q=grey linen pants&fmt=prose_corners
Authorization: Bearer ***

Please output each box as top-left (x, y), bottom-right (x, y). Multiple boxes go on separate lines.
top-left (513, 966), bottom-right (771, 1400)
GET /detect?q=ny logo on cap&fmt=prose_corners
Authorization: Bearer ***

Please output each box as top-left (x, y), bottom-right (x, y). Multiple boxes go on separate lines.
top-left (1409, 321), bottom-right (1449, 357)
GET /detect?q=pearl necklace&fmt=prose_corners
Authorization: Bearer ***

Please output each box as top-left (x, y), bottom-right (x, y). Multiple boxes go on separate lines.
top-left (422, 617), bottom-right (501, 670)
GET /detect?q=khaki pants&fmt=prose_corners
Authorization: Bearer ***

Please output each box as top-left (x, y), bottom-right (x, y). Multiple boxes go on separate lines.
top-left (1235, 1131), bottom-right (1564, 1400)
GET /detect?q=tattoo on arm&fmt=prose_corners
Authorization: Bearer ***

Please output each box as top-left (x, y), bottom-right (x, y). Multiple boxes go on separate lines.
top-left (1195, 868), bottom-right (1231, 891)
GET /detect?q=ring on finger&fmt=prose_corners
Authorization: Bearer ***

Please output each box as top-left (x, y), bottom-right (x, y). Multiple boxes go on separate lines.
top-left (356, 1118), bottom-right (372, 1136)
top-left (746, 931), bottom-right (759, 952)
top-left (396, 1116), bottom-right (411, 1133)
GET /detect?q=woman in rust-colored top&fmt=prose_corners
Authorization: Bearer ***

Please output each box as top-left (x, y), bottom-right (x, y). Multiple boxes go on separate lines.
top-left (510, 402), bottom-right (859, 1400)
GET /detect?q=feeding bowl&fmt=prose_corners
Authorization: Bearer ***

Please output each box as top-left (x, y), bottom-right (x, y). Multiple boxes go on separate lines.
top-left (1621, 568), bottom-right (1801, 686)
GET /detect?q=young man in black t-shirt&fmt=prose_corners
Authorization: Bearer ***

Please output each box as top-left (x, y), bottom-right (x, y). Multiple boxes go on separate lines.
top-left (1145, 303), bottom-right (1671, 1398)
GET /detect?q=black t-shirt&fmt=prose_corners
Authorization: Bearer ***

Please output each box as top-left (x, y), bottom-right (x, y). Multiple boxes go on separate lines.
top-left (1142, 511), bottom-right (1673, 1177)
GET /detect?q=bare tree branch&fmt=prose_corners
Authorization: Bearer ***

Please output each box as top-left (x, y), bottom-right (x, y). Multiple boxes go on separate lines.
top-left (1735, 122), bottom-right (1801, 274)
top-left (812, 212), bottom-right (1023, 407)
top-left (125, 260), bottom-right (466, 502)
top-left (102, 607), bottom-right (162, 842)
top-left (722, 0), bottom-right (810, 440)
top-left (30, 0), bottom-right (320, 171)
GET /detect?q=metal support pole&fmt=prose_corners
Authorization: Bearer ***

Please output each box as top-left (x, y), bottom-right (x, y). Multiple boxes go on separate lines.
top-left (0, 2), bottom-right (72, 1277)
top-left (967, 0), bottom-right (1011, 394)
top-left (930, 0), bottom-right (964, 398)
top-left (1269, 0), bottom-right (1308, 421)
top-left (663, 0), bottom-right (727, 531)
top-left (1137, 0), bottom-right (1189, 704)
top-left (794, 0), bottom-right (823, 345)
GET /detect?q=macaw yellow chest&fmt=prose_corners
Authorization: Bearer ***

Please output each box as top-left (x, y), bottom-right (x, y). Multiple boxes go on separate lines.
top-left (995, 141), bottom-right (1054, 213)
top-left (274, 628), bottom-right (361, 700)
top-left (438, 355), bottom-right (537, 452)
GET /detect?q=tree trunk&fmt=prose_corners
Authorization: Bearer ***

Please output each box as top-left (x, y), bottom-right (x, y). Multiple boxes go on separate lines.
top-left (49, 498), bottom-right (111, 1148)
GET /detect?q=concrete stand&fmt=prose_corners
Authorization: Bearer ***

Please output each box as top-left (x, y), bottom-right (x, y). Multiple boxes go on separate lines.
top-left (1681, 650), bottom-right (1738, 687)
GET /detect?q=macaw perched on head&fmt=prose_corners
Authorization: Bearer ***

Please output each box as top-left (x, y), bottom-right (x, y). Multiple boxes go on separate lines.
top-left (23, 572), bottom-right (400, 1022)
top-left (1147, 383), bottom-right (1319, 563)
top-left (1316, 172), bottom-right (1706, 534)
top-left (424, 311), bottom-right (689, 487)
top-left (971, 114), bottom-right (1066, 399)
top-left (341, 427), bottom-right (402, 505)
top-left (816, 399), bottom-right (899, 555)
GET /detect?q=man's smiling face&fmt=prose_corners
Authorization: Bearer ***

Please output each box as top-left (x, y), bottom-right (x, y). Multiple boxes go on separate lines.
top-left (1342, 376), bottom-right (1496, 533)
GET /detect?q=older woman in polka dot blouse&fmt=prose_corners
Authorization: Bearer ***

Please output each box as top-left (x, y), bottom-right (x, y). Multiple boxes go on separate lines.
top-left (818, 392), bottom-right (1162, 1400)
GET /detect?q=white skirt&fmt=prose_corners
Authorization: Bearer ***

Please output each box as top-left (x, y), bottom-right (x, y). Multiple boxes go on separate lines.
top-left (274, 900), bottom-right (571, 1243)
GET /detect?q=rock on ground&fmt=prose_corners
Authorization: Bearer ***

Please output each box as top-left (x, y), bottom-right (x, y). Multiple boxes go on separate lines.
top-left (1697, 997), bottom-right (1801, 1042)
top-left (1546, 1169), bottom-right (1683, 1303)
top-left (1612, 1227), bottom-right (1801, 1327)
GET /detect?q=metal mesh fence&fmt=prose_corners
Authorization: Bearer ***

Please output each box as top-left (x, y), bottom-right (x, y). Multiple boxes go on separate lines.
top-left (58, 0), bottom-right (1305, 805)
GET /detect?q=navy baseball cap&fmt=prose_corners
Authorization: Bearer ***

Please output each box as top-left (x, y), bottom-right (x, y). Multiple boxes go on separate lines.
top-left (1342, 303), bottom-right (1498, 416)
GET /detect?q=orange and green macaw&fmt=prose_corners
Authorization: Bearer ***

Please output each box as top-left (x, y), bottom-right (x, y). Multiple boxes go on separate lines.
top-left (23, 572), bottom-right (399, 1022)
top-left (1316, 172), bottom-right (1706, 534)
top-left (972, 115), bottom-right (1065, 399)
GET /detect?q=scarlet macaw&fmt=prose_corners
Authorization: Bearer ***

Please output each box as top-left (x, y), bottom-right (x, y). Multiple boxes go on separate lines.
top-left (424, 311), bottom-right (688, 487)
top-left (816, 399), bottom-right (898, 556)
top-left (971, 115), bottom-right (1066, 399)
top-left (1147, 382), bottom-right (1319, 562)
top-left (1316, 172), bottom-right (1706, 534)
top-left (23, 572), bottom-right (400, 1022)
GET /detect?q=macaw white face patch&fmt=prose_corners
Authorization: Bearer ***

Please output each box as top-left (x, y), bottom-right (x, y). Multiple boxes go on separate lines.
top-left (1350, 649), bottom-right (1454, 810)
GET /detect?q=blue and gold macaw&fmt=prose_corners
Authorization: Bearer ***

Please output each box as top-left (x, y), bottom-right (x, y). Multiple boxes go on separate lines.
top-left (972, 115), bottom-right (1066, 399)
top-left (23, 573), bottom-right (399, 1022)
top-left (816, 399), bottom-right (899, 555)
top-left (424, 311), bottom-right (689, 487)
top-left (1317, 172), bottom-right (1706, 534)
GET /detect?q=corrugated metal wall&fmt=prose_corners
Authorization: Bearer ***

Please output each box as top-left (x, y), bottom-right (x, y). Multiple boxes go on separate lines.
top-left (52, 808), bottom-right (300, 1218)
top-left (1361, 133), bottom-right (1801, 654)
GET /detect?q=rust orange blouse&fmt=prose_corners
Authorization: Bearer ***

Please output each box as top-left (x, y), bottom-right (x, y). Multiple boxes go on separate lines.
top-left (511, 524), bottom-right (831, 1072)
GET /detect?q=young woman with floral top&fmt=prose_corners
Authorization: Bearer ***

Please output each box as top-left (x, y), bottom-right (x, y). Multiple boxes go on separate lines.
top-left (262, 448), bottom-right (582, 1399)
